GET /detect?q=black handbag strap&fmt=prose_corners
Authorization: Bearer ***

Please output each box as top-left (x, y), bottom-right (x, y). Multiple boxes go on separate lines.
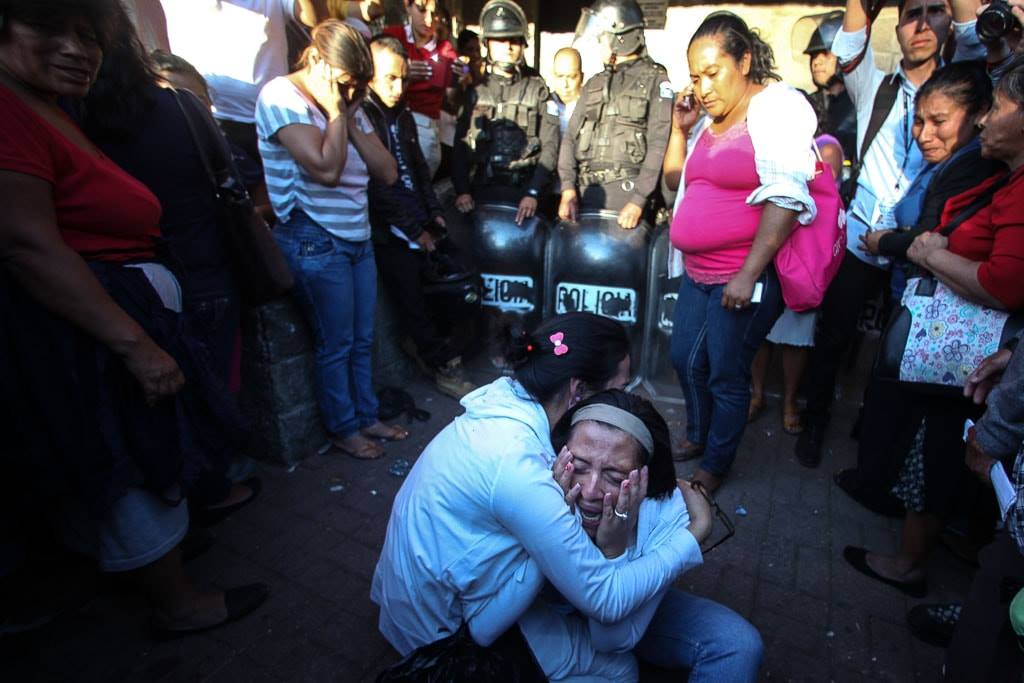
top-left (170, 88), bottom-right (237, 195)
top-left (938, 172), bottom-right (1013, 237)
top-left (850, 73), bottom-right (901, 178)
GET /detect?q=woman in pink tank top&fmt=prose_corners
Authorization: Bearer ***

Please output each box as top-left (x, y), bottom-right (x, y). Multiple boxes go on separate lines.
top-left (661, 12), bottom-right (817, 493)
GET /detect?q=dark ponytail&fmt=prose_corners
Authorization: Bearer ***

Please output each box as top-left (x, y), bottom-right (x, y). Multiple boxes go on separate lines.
top-left (495, 313), bottom-right (631, 406)
top-left (916, 60), bottom-right (993, 121)
top-left (552, 389), bottom-right (676, 501)
top-left (689, 11), bottom-right (780, 85)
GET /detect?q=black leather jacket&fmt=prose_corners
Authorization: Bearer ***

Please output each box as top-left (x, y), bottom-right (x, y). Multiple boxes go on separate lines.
top-left (362, 91), bottom-right (444, 245)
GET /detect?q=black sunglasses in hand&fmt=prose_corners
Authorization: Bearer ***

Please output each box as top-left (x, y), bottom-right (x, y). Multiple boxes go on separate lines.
top-left (689, 480), bottom-right (735, 555)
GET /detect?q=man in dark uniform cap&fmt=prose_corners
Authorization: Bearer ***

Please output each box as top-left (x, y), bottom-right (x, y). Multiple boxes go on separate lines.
top-left (558, 0), bottom-right (674, 229)
top-left (452, 0), bottom-right (560, 226)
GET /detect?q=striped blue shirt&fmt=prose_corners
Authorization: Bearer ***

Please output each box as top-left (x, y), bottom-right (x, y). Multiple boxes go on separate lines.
top-left (256, 76), bottom-right (372, 240)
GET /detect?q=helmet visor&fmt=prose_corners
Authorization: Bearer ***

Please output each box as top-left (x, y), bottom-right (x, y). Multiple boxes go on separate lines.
top-left (574, 8), bottom-right (615, 43)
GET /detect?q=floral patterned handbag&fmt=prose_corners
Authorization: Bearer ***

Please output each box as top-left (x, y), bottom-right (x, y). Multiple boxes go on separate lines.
top-left (880, 276), bottom-right (1021, 392)
top-left (875, 173), bottom-right (1022, 395)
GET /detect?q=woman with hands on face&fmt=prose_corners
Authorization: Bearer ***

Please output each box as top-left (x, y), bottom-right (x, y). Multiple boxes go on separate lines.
top-left (256, 20), bottom-right (402, 462)
top-left (374, 313), bottom-right (710, 668)
top-left (522, 390), bottom-right (760, 683)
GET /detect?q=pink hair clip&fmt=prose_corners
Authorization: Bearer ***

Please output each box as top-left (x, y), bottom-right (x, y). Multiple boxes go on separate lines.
top-left (549, 332), bottom-right (569, 356)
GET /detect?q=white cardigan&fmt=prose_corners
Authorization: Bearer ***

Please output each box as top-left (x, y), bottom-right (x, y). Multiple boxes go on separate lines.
top-left (669, 81), bottom-right (818, 277)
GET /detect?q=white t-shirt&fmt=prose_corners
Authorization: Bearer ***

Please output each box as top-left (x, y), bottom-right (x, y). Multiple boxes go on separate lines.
top-left (256, 77), bottom-right (373, 241)
top-left (161, 0), bottom-right (298, 124)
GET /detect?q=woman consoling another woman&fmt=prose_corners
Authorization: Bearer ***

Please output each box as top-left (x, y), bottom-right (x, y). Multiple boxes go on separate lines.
top-left (372, 312), bottom-right (763, 681)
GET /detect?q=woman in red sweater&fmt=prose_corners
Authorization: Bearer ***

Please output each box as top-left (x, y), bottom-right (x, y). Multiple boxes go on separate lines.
top-left (844, 57), bottom-right (1024, 598)
top-left (0, 0), bottom-right (266, 635)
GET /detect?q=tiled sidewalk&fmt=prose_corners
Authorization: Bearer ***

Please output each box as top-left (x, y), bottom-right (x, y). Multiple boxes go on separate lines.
top-left (2, 368), bottom-right (972, 682)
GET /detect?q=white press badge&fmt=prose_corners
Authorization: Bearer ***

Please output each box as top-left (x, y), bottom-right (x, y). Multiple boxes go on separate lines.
top-left (870, 201), bottom-right (898, 230)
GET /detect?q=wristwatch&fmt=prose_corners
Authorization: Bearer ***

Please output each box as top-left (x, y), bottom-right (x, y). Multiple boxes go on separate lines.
top-left (526, 188), bottom-right (539, 198)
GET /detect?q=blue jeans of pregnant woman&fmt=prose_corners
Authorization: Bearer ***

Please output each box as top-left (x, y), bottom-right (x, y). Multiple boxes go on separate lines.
top-left (670, 268), bottom-right (784, 476)
top-left (275, 211), bottom-right (379, 438)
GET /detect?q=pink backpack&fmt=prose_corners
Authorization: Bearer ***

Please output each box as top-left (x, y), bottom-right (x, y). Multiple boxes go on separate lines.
top-left (773, 150), bottom-right (846, 312)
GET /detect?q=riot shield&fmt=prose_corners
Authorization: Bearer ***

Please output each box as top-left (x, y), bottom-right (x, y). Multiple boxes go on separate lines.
top-left (450, 202), bottom-right (550, 330)
top-left (639, 224), bottom-right (684, 403)
top-left (544, 210), bottom-right (651, 384)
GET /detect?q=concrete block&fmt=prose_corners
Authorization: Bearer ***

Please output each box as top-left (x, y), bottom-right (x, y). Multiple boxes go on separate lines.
top-left (243, 297), bottom-right (315, 362)
top-left (245, 399), bottom-right (328, 466)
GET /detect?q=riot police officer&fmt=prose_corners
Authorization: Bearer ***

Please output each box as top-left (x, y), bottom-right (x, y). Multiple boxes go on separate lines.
top-left (452, 0), bottom-right (560, 226)
top-left (803, 11), bottom-right (857, 164)
top-left (558, 0), bottom-right (674, 229)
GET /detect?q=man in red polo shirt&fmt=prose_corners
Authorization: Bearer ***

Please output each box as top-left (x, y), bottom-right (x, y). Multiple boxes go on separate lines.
top-left (384, 0), bottom-right (459, 177)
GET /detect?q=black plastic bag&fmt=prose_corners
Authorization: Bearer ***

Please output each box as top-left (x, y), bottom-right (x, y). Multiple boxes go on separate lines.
top-left (376, 623), bottom-right (547, 683)
top-left (377, 387), bottom-right (431, 423)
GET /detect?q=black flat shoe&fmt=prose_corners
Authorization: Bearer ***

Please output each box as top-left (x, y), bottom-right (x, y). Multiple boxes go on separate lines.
top-left (152, 582), bottom-right (269, 640)
top-left (843, 546), bottom-right (927, 598)
top-left (192, 477), bottom-right (262, 528)
top-left (833, 469), bottom-right (905, 518)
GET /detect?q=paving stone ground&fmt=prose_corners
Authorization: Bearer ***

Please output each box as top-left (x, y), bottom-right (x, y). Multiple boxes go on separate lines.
top-left (1, 352), bottom-right (973, 682)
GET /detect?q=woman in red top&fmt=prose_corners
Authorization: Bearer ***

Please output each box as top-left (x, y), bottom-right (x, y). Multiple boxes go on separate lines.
top-left (0, 0), bottom-right (265, 635)
top-left (843, 58), bottom-right (1024, 599)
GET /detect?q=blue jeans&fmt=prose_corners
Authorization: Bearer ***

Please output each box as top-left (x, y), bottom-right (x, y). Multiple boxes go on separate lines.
top-left (670, 269), bottom-right (783, 476)
top-left (634, 589), bottom-right (763, 682)
top-left (275, 212), bottom-right (378, 438)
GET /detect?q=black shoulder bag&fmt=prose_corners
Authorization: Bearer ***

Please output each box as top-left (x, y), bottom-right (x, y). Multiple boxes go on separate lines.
top-left (172, 89), bottom-right (293, 304)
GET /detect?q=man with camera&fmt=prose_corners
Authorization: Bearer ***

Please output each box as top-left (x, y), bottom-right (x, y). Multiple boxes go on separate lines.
top-left (978, 0), bottom-right (1024, 77)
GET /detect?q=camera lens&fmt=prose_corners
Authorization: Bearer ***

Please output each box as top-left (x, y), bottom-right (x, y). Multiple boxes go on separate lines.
top-left (977, 0), bottom-right (1013, 43)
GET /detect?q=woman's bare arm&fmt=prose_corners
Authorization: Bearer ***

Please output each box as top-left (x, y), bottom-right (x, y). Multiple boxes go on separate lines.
top-left (925, 248), bottom-right (1006, 309)
top-left (275, 116), bottom-right (351, 186)
top-left (0, 171), bottom-right (184, 402)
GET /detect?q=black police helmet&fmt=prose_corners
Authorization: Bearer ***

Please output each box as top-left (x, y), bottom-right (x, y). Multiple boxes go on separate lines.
top-left (480, 0), bottom-right (529, 43)
top-left (586, 0), bottom-right (645, 34)
top-left (576, 0), bottom-right (646, 56)
top-left (804, 11), bottom-right (844, 55)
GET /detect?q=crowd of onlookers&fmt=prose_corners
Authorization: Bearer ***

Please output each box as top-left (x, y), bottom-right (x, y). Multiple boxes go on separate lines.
top-left (1, 0), bottom-right (1024, 678)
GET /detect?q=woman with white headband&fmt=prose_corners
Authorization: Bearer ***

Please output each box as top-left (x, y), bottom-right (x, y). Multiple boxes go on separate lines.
top-left (372, 313), bottom-right (762, 681)
top-left (516, 389), bottom-right (763, 682)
